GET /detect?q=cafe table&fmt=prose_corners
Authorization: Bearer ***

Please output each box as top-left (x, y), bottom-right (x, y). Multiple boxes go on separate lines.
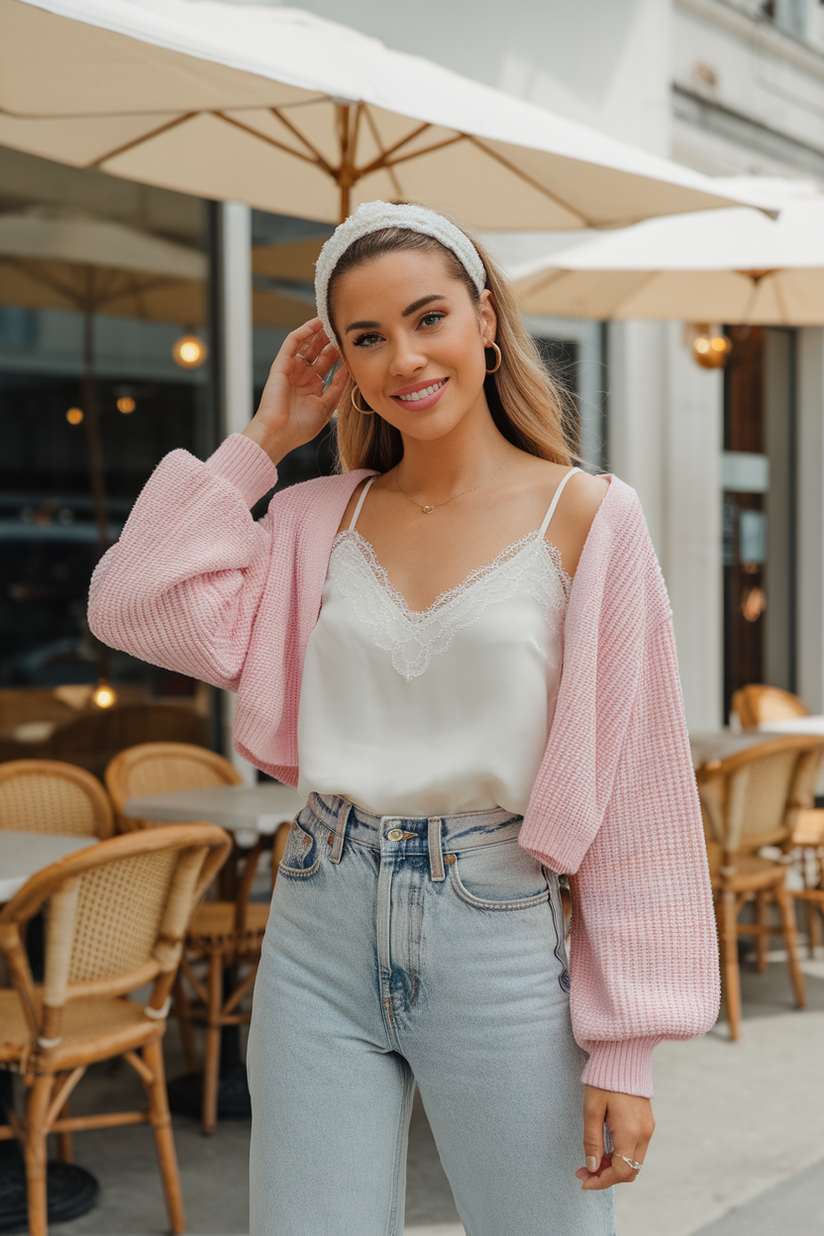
top-left (0, 831), bottom-right (98, 903)
top-left (757, 716), bottom-right (824, 795)
top-left (122, 781), bottom-right (303, 1122)
top-left (689, 729), bottom-right (767, 769)
top-left (690, 721), bottom-right (824, 796)
top-left (0, 831), bottom-right (99, 1231)
top-left (123, 781), bottom-right (304, 846)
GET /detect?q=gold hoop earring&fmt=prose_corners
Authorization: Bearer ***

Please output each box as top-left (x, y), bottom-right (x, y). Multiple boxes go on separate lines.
top-left (485, 341), bottom-right (502, 374)
top-left (350, 385), bottom-right (373, 414)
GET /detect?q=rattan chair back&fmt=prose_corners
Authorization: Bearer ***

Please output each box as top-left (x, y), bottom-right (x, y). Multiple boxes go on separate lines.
top-left (105, 741), bottom-right (242, 832)
top-left (0, 759), bottom-right (113, 838)
top-left (0, 824), bottom-right (231, 1049)
top-left (698, 734), bottom-right (824, 857)
top-left (731, 684), bottom-right (810, 731)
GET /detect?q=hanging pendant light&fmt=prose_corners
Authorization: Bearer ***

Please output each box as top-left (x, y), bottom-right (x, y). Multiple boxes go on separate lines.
top-left (692, 324), bottom-right (732, 370)
top-left (172, 334), bottom-right (208, 369)
top-left (91, 680), bottom-right (117, 709)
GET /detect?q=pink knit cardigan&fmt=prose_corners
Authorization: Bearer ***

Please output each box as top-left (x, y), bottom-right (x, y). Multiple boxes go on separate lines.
top-left (88, 432), bottom-right (720, 1097)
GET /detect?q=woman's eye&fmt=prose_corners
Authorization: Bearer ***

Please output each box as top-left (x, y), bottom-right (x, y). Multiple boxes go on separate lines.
top-left (353, 332), bottom-right (382, 348)
top-left (421, 312), bottom-right (445, 327)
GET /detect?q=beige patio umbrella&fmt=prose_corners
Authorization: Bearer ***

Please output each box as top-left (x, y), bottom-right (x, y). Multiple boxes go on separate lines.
top-left (1, 0), bottom-right (766, 228)
top-left (251, 235), bottom-right (327, 327)
top-left (511, 195), bottom-right (824, 323)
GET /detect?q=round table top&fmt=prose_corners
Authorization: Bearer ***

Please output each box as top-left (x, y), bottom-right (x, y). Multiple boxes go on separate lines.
top-left (123, 782), bottom-right (304, 847)
top-left (0, 830), bottom-right (98, 902)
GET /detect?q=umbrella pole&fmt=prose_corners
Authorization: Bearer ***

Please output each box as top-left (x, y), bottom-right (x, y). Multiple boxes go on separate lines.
top-left (337, 103), bottom-right (355, 223)
top-left (81, 308), bottom-right (110, 553)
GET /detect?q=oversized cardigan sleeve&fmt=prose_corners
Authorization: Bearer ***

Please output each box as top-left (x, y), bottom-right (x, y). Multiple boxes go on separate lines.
top-left (518, 480), bottom-right (720, 1098)
top-left (88, 434), bottom-right (280, 690)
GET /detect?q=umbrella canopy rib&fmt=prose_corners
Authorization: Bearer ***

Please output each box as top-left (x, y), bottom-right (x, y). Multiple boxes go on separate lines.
top-left (85, 111), bottom-right (198, 168)
top-left (360, 105), bottom-right (403, 199)
top-left (465, 137), bottom-right (590, 227)
top-left (217, 110), bottom-right (330, 168)
top-left (268, 107), bottom-right (338, 172)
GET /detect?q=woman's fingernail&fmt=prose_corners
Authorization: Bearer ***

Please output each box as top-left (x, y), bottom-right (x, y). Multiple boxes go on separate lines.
top-left (586, 1156), bottom-right (597, 1172)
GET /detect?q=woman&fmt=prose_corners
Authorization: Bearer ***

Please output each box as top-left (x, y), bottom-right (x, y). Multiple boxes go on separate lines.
top-left (89, 201), bottom-right (719, 1236)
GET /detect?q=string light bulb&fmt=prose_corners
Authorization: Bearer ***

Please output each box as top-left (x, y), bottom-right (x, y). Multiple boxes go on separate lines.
top-left (172, 334), bottom-right (208, 369)
top-left (117, 396), bottom-right (136, 414)
top-left (91, 680), bottom-right (117, 709)
top-left (66, 407), bottom-right (84, 425)
top-left (692, 325), bottom-right (732, 370)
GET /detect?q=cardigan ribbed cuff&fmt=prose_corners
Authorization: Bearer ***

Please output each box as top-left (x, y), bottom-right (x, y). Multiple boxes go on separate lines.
top-left (206, 434), bottom-right (279, 509)
top-left (580, 1036), bottom-right (663, 1098)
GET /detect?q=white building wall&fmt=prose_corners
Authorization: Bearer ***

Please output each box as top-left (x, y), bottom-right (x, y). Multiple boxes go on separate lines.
top-left (672, 0), bottom-right (824, 177)
top-left (797, 328), bottom-right (824, 712)
top-left (215, 200), bottom-right (257, 783)
top-left (606, 322), bottom-right (668, 554)
top-left (608, 321), bottom-right (723, 726)
top-left (661, 322), bottom-right (724, 728)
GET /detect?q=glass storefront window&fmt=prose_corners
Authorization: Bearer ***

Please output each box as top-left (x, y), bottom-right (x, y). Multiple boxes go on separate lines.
top-left (250, 209), bottom-right (335, 512)
top-left (722, 325), bottom-right (796, 718)
top-left (0, 147), bottom-right (214, 776)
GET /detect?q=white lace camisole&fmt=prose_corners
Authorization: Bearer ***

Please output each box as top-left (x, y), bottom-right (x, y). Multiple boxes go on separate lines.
top-left (296, 468), bottom-right (580, 817)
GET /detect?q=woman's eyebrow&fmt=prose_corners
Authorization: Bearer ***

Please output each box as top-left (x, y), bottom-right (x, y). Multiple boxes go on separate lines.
top-left (402, 294), bottom-right (446, 317)
top-left (345, 319), bottom-right (380, 333)
top-left (344, 294), bottom-right (447, 334)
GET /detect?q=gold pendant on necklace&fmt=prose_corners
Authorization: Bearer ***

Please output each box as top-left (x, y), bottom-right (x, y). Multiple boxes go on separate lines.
top-left (422, 506), bottom-right (435, 514)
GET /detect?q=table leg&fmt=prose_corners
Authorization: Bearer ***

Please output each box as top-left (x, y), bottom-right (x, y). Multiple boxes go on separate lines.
top-left (0, 1071), bottom-right (99, 1232)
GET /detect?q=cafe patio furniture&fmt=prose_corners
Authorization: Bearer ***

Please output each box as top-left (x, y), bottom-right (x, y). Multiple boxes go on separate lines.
top-left (731, 684), bottom-right (810, 731)
top-left (121, 781), bottom-right (303, 846)
top-left (105, 743), bottom-right (276, 1133)
top-left (0, 760), bottom-right (113, 839)
top-left (696, 734), bottom-right (824, 1040)
top-left (0, 832), bottom-right (97, 905)
top-left (0, 822), bottom-right (231, 1236)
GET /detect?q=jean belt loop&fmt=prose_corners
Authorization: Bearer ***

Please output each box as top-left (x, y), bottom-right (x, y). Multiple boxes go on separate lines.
top-left (329, 800), bottom-right (352, 865)
top-left (428, 816), bottom-right (445, 882)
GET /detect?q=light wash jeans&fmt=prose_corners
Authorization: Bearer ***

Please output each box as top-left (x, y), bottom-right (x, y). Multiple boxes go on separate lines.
top-left (247, 793), bottom-right (615, 1236)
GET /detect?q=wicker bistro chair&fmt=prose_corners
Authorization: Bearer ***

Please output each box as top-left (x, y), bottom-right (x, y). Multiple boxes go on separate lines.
top-left (728, 687), bottom-right (824, 947)
top-left (104, 742), bottom-right (271, 1134)
top-left (0, 823), bottom-right (231, 1236)
top-left (0, 760), bottom-right (114, 838)
top-left (696, 734), bottom-right (824, 1040)
top-left (731, 684), bottom-right (810, 731)
top-left (789, 807), bottom-right (824, 952)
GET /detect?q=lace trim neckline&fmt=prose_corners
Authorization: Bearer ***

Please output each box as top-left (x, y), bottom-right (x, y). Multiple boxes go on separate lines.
top-left (332, 527), bottom-right (572, 620)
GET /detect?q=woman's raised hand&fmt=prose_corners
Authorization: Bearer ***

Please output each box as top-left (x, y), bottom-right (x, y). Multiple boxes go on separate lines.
top-left (243, 318), bottom-right (347, 465)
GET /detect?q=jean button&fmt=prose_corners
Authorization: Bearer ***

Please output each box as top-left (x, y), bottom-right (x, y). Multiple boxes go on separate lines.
top-left (387, 828), bottom-right (404, 841)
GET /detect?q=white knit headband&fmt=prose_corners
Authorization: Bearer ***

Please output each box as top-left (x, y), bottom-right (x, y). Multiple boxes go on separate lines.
top-left (314, 201), bottom-right (487, 345)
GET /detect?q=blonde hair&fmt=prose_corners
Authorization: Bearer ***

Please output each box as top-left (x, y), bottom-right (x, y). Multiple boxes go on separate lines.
top-left (327, 216), bottom-right (578, 473)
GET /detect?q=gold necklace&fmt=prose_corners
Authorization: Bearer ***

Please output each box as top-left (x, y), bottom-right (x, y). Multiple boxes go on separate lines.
top-left (396, 443), bottom-right (513, 514)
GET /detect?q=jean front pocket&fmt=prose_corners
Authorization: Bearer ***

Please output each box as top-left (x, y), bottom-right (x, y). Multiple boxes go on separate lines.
top-left (277, 813), bottom-right (322, 879)
top-left (448, 838), bottom-right (550, 911)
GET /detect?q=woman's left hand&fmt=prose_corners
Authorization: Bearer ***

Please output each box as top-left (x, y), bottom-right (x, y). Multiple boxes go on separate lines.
top-left (575, 1085), bottom-right (655, 1190)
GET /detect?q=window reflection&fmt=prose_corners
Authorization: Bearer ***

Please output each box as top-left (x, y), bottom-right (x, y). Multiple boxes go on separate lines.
top-left (0, 147), bottom-right (213, 776)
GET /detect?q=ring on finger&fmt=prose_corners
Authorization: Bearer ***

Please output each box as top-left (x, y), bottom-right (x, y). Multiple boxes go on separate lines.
top-left (613, 1154), bottom-right (643, 1172)
top-left (297, 352), bottom-right (316, 367)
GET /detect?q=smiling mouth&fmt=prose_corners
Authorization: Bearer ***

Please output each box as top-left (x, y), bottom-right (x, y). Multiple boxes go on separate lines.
top-left (394, 379), bottom-right (447, 402)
